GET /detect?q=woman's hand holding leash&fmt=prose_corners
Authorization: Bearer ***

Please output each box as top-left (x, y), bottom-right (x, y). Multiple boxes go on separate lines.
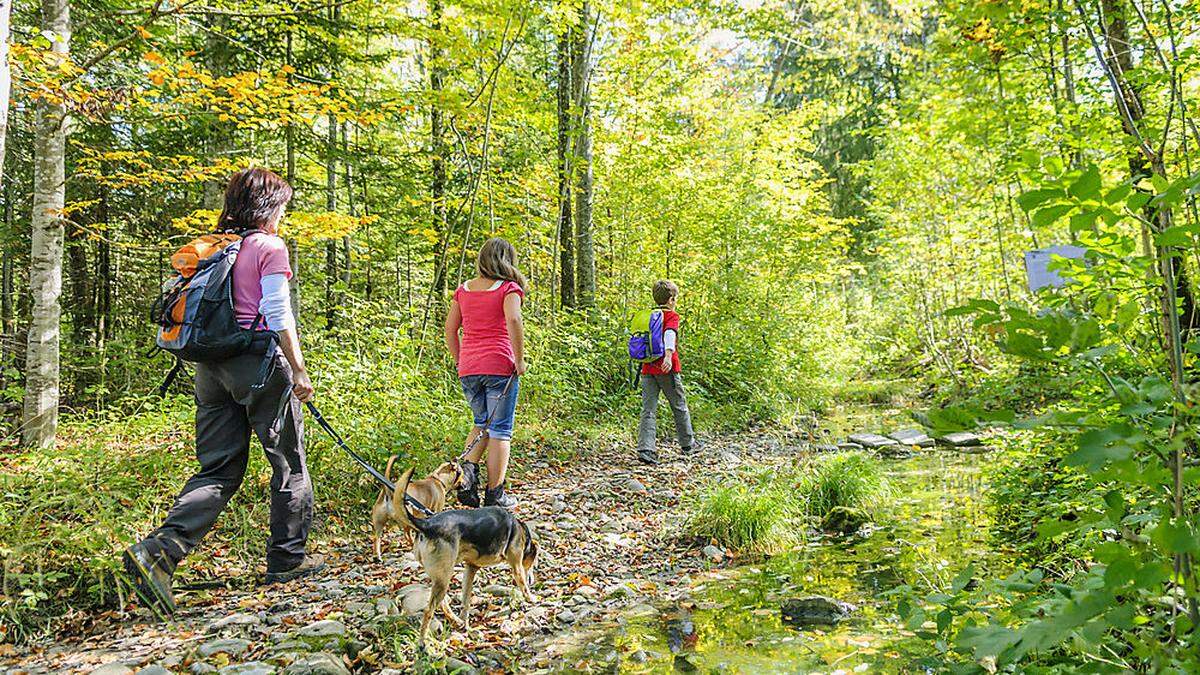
top-left (516, 359), bottom-right (528, 375)
top-left (292, 369), bottom-right (315, 402)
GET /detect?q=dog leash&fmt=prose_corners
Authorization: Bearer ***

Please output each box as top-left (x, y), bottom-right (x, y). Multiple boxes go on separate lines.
top-left (456, 374), bottom-right (517, 462)
top-left (305, 401), bottom-right (436, 517)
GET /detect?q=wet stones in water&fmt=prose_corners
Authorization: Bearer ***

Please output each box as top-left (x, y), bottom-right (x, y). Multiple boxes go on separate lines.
top-left (846, 433), bottom-right (899, 450)
top-left (937, 431), bottom-right (982, 447)
top-left (780, 596), bottom-right (856, 627)
top-left (888, 429), bottom-right (934, 448)
top-left (821, 506), bottom-right (870, 536)
top-left (663, 610), bottom-right (697, 653)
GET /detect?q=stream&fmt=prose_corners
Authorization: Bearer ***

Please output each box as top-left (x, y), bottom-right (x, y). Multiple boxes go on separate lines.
top-left (541, 449), bottom-right (1004, 673)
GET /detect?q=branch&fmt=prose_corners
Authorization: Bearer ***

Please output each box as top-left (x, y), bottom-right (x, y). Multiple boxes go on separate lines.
top-left (180, 0), bottom-right (364, 18)
top-left (1071, 0), bottom-right (1158, 166)
top-left (72, 0), bottom-right (207, 78)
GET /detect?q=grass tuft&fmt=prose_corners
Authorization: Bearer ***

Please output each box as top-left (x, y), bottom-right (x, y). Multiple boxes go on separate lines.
top-left (798, 451), bottom-right (887, 519)
top-left (686, 482), bottom-right (797, 555)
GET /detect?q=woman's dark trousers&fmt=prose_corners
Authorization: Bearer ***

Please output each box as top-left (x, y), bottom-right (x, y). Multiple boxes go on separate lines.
top-left (143, 352), bottom-right (312, 573)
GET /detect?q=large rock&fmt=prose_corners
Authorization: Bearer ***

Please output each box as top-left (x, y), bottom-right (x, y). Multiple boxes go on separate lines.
top-left (198, 638), bottom-right (252, 658)
top-left (91, 664), bottom-right (134, 675)
top-left (218, 663), bottom-right (275, 675)
top-left (295, 620), bottom-right (345, 639)
top-left (820, 506), bottom-right (870, 535)
top-left (397, 584), bottom-right (431, 616)
top-left (888, 429), bottom-right (934, 448)
top-left (846, 433), bottom-right (898, 449)
top-left (282, 653), bottom-right (349, 675)
top-left (780, 596), bottom-right (856, 627)
top-left (937, 431), bottom-right (982, 447)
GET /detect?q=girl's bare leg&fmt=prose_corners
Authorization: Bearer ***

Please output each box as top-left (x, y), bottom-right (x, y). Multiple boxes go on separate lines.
top-left (485, 438), bottom-right (511, 488)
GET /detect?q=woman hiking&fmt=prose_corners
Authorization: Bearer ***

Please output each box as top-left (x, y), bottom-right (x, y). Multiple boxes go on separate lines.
top-left (124, 168), bottom-right (323, 616)
top-left (445, 237), bottom-right (528, 509)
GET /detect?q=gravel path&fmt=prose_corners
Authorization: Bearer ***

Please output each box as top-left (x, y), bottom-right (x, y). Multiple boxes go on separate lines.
top-left (3, 431), bottom-right (803, 675)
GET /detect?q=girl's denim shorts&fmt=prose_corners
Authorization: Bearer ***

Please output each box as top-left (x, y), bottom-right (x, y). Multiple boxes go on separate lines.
top-left (459, 374), bottom-right (519, 441)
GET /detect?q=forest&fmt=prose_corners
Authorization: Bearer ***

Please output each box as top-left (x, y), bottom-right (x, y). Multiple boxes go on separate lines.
top-left (2, 0), bottom-right (1200, 672)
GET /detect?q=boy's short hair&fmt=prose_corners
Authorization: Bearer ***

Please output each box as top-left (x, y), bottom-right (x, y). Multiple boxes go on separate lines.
top-left (653, 280), bottom-right (679, 306)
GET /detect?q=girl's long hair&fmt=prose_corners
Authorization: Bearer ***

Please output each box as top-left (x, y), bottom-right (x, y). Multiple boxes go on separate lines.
top-left (476, 237), bottom-right (528, 292)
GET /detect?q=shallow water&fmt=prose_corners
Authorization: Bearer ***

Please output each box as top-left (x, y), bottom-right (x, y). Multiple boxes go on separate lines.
top-left (545, 450), bottom-right (1003, 673)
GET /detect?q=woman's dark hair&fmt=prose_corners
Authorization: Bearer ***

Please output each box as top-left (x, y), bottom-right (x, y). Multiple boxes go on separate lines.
top-left (217, 167), bottom-right (293, 232)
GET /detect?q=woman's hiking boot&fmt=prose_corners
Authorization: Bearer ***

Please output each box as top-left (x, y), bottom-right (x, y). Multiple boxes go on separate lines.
top-left (264, 554), bottom-right (327, 585)
top-left (122, 539), bottom-right (177, 618)
top-left (483, 482), bottom-right (517, 509)
top-left (638, 450), bottom-right (660, 465)
top-left (457, 460), bottom-right (482, 508)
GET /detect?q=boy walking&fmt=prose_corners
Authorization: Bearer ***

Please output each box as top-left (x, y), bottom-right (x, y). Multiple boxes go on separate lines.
top-left (637, 280), bottom-right (695, 465)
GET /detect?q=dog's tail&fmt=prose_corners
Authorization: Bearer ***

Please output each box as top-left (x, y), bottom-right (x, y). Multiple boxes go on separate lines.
top-left (382, 455), bottom-right (399, 492)
top-left (393, 467), bottom-right (431, 535)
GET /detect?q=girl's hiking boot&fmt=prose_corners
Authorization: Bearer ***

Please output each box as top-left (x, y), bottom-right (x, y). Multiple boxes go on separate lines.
top-left (264, 554), bottom-right (327, 585)
top-left (457, 460), bottom-right (482, 507)
top-left (483, 482), bottom-right (517, 509)
top-left (638, 450), bottom-right (660, 465)
top-left (122, 540), bottom-right (177, 618)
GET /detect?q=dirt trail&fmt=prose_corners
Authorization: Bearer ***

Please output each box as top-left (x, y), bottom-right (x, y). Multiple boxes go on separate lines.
top-left (4, 432), bottom-right (802, 674)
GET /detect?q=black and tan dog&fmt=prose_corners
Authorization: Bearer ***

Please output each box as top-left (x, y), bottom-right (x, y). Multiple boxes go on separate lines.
top-left (371, 457), bottom-right (464, 559)
top-left (393, 467), bottom-right (539, 648)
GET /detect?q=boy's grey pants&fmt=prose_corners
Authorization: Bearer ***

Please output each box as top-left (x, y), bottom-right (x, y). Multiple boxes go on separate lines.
top-left (146, 352), bottom-right (312, 573)
top-left (638, 373), bottom-right (695, 455)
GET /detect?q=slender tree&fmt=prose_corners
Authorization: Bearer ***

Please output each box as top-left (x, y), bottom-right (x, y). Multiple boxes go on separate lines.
top-left (573, 0), bottom-right (596, 308)
top-left (22, 0), bottom-right (70, 448)
top-left (556, 20), bottom-right (575, 308)
top-left (0, 0), bottom-right (12, 187)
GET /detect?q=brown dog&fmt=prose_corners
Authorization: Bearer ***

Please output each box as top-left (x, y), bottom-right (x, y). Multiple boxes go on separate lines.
top-left (392, 467), bottom-right (538, 648)
top-left (371, 457), bottom-right (464, 559)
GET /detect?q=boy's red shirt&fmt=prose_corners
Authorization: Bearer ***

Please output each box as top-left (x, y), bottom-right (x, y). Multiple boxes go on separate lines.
top-left (641, 309), bottom-right (682, 375)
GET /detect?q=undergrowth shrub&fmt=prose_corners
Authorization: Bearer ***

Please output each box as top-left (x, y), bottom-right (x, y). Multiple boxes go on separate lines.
top-left (798, 451), bottom-right (886, 518)
top-left (686, 482), bottom-right (797, 555)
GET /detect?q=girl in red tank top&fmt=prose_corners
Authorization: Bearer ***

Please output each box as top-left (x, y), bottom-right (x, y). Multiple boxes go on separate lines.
top-left (444, 238), bottom-right (528, 509)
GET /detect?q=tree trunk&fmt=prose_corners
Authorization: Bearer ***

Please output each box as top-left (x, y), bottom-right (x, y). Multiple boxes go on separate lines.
top-left (0, 0), bottom-right (12, 187)
top-left (285, 27), bottom-right (301, 327)
top-left (573, 0), bottom-right (596, 308)
top-left (202, 11), bottom-right (232, 209)
top-left (556, 25), bottom-right (576, 309)
top-left (22, 0), bottom-right (70, 449)
top-left (429, 0), bottom-right (449, 298)
top-left (2, 179), bottom-right (13, 334)
top-left (1096, 0), bottom-right (1197, 333)
top-left (325, 113), bottom-right (337, 330)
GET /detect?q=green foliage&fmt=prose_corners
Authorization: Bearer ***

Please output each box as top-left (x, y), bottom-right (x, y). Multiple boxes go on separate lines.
top-left (797, 452), bottom-right (887, 520)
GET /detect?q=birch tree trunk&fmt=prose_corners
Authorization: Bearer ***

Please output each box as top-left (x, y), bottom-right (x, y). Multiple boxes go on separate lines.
top-left (22, 0), bottom-right (70, 449)
top-left (573, 0), bottom-right (596, 308)
top-left (0, 0), bottom-right (13, 186)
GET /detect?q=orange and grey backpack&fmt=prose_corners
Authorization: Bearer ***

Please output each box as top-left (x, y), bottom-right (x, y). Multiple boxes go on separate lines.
top-left (152, 232), bottom-right (276, 394)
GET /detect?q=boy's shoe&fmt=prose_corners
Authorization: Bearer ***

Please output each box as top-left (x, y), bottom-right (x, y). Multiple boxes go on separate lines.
top-left (457, 461), bottom-right (482, 508)
top-left (483, 483), bottom-right (518, 509)
top-left (122, 540), bottom-right (177, 618)
top-left (638, 451), bottom-right (660, 465)
top-left (264, 554), bottom-right (327, 585)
